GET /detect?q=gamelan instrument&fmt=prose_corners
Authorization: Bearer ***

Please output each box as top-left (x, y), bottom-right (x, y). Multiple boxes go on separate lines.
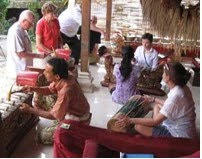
top-left (137, 66), bottom-right (166, 96)
top-left (107, 95), bottom-right (150, 133)
top-left (0, 71), bottom-right (42, 157)
top-left (0, 89), bottom-right (39, 157)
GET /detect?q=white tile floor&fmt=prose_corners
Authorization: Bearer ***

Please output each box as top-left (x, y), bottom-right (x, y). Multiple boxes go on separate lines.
top-left (0, 61), bottom-right (199, 158)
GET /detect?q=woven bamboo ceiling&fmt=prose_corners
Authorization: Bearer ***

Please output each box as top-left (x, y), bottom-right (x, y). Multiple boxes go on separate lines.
top-left (141, 0), bottom-right (200, 45)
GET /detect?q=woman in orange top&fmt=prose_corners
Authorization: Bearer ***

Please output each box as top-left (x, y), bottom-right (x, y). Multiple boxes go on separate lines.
top-left (36, 1), bottom-right (62, 54)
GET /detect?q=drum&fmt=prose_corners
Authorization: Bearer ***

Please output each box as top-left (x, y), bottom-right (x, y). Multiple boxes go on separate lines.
top-left (107, 95), bottom-right (150, 133)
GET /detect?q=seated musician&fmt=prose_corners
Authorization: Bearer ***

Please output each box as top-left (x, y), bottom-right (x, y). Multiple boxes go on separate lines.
top-left (90, 15), bottom-right (105, 37)
top-left (115, 62), bottom-right (197, 138)
top-left (20, 58), bottom-right (91, 145)
top-left (88, 30), bottom-right (101, 64)
top-left (52, 63), bottom-right (197, 158)
top-left (89, 15), bottom-right (105, 64)
top-left (111, 46), bottom-right (141, 104)
top-left (77, 25), bottom-right (101, 64)
top-left (98, 45), bottom-right (110, 64)
top-left (134, 33), bottom-right (158, 71)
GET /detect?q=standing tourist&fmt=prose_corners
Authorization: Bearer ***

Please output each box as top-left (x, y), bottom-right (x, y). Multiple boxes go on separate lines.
top-left (6, 10), bottom-right (44, 78)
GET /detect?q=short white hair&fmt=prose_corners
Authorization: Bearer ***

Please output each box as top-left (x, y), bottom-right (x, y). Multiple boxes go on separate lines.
top-left (18, 10), bottom-right (35, 22)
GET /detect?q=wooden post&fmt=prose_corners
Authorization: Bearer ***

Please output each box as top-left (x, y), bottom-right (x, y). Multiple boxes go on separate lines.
top-left (78, 0), bottom-right (94, 93)
top-left (80, 0), bottom-right (91, 72)
top-left (106, 0), bottom-right (112, 41)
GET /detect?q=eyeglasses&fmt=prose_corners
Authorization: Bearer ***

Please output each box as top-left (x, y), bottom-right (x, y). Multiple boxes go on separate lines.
top-left (25, 19), bottom-right (34, 26)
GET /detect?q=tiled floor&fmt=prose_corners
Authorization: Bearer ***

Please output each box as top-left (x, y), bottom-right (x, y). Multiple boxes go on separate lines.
top-left (0, 61), bottom-right (199, 158)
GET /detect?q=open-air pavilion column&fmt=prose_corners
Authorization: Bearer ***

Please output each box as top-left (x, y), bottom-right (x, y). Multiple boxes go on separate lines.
top-left (105, 0), bottom-right (112, 41)
top-left (77, 0), bottom-right (94, 93)
top-left (80, 0), bottom-right (91, 72)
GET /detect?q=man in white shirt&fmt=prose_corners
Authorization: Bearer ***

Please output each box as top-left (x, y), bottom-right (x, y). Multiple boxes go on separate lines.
top-left (6, 10), bottom-right (44, 78)
top-left (134, 33), bottom-right (158, 71)
top-left (58, 4), bottom-right (81, 65)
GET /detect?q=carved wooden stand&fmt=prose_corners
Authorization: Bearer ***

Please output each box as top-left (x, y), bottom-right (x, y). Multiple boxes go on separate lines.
top-left (100, 55), bottom-right (116, 87)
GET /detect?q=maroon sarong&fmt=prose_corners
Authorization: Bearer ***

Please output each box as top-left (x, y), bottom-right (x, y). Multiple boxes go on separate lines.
top-left (53, 120), bottom-right (199, 158)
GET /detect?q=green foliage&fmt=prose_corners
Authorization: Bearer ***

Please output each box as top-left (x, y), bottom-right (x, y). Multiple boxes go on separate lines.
top-left (51, 0), bottom-right (69, 8)
top-left (0, 0), bottom-right (9, 22)
top-left (27, 1), bottom-right (42, 22)
top-left (0, 0), bottom-right (10, 34)
top-left (0, 18), bottom-right (15, 35)
top-left (28, 28), bottom-right (36, 42)
top-left (27, 1), bottom-right (42, 42)
top-left (27, 0), bottom-right (69, 21)
top-left (56, 0), bottom-right (69, 15)
top-left (0, 0), bottom-right (69, 36)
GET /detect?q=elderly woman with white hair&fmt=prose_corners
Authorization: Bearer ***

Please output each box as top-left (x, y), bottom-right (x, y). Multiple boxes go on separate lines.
top-left (6, 10), bottom-right (44, 78)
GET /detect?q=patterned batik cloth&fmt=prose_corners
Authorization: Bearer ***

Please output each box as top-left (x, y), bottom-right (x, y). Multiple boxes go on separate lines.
top-left (33, 74), bottom-right (58, 145)
top-left (33, 92), bottom-right (57, 145)
top-left (39, 120), bottom-right (59, 145)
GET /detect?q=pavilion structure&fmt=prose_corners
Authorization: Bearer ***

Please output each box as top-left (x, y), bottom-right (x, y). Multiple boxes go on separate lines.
top-left (75, 0), bottom-right (112, 92)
